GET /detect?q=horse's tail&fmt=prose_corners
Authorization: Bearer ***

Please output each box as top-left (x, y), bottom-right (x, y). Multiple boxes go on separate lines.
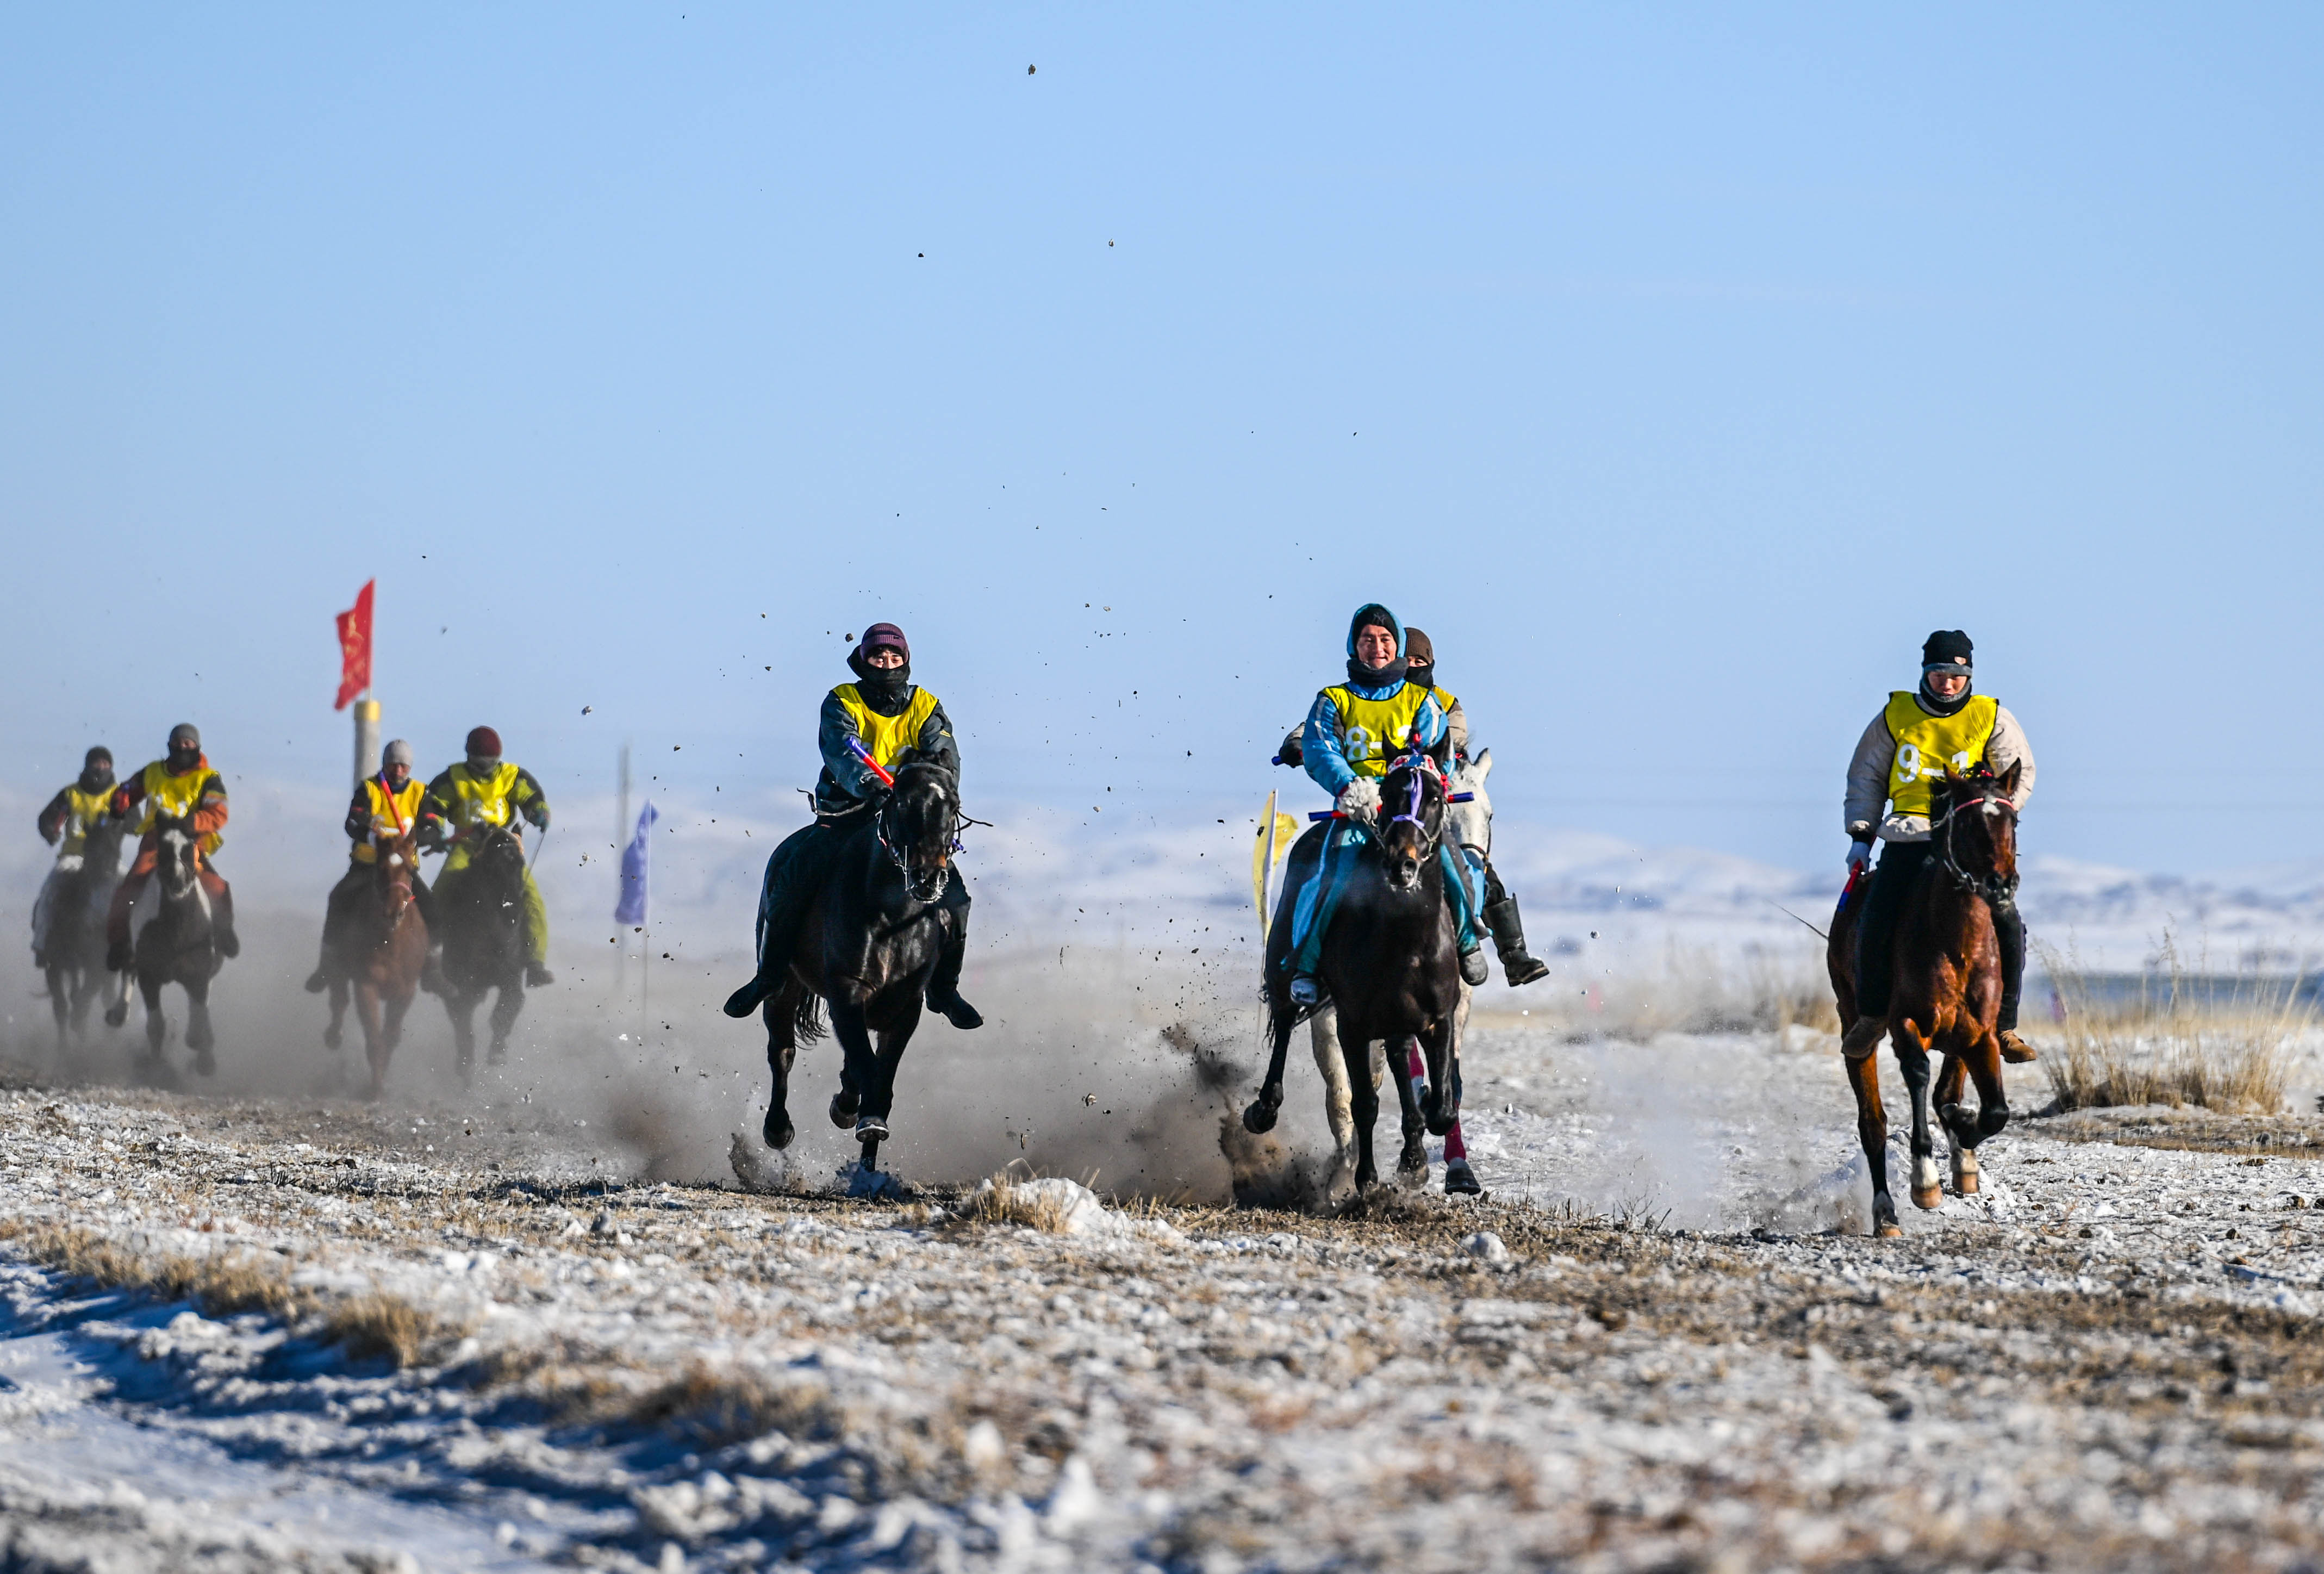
top-left (792, 985), bottom-right (826, 1046)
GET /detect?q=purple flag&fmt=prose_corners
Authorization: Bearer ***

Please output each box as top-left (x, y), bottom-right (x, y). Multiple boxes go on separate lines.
top-left (614, 801), bottom-right (657, 926)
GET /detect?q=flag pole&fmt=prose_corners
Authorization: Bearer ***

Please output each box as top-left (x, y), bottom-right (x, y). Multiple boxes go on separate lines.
top-left (615, 744), bottom-right (631, 1000)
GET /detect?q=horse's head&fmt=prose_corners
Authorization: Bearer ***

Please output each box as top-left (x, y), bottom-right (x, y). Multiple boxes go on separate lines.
top-left (152, 814), bottom-right (201, 898)
top-left (1448, 746), bottom-right (1493, 860)
top-left (1939, 761), bottom-right (2022, 886)
top-left (1377, 750), bottom-right (1450, 894)
top-left (469, 824), bottom-right (528, 883)
top-left (374, 829), bottom-right (421, 919)
top-left (882, 762), bottom-right (960, 903)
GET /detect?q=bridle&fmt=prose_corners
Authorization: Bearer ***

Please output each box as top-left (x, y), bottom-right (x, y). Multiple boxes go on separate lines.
top-left (876, 786), bottom-right (953, 903)
top-left (1933, 780), bottom-right (2020, 910)
top-left (1378, 751), bottom-right (1448, 858)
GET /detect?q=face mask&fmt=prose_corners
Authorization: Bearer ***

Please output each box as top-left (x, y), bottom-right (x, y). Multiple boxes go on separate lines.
top-left (80, 764), bottom-right (114, 794)
top-left (1347, 653), bottom-right (1409, 690)
top-left (1919, 671), bottom-right (1973, 716)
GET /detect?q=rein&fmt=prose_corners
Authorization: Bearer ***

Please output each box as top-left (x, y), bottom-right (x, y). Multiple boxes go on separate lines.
top-left (1933, 787), bottom-right (2020, 910)
top-left (875, 791), bottom-right (952, 902)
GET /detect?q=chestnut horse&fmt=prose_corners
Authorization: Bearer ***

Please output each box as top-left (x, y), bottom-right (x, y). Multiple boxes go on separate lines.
top-left (322, 827), bottom-right (429, 1099)
top-left (1828, 763), bottom-right (2022, 1237)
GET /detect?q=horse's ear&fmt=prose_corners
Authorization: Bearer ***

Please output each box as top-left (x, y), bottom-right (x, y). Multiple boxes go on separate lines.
top-left (1471, 747), bottom-right (1493, 782)
top-left (1999, 758), bottom-right (2023, 796)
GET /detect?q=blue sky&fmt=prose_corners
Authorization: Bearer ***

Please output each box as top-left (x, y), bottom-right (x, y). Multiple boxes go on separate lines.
top-left (3, 6), bottom-right (2319, 875)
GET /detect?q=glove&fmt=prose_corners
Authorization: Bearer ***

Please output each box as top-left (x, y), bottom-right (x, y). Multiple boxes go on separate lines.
top-left (1336, 779), bottom-right (1382, 825)
top-left (1846, 840), bottom-right (1873, 872)
top-left (524, 803), bottom-right (550, 831)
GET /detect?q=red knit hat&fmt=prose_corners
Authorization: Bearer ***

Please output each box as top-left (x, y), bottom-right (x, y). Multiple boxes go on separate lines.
top-left (465, 726), bottom-right (503, 759)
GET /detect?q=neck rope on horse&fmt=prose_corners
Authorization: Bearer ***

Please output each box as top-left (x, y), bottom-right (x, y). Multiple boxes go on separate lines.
top-left (1933, 788), bottom-right (2019, 911)
top-left (875, 793), bottom-right (951, 902)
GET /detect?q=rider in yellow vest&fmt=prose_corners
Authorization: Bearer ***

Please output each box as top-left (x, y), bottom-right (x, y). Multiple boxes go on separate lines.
top-left (104, 723), bottom-right (238, 968)
top-left (1841, 630), bottom-right (2038, 1063)
top-left (721, 623), bottom-right (981, 1029)
top-left (419, 726), bottom-right (554, 987)
top-left (1284, 604), bottom-right (1487, 1007)
top-left (304, 739), bottom-right (436, 992)
top-left (32, 746), bottom-right (119, 968)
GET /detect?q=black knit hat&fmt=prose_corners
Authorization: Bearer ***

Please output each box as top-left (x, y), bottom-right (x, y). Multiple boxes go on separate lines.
top-left (1921, 630), bottom-right (1973, 671)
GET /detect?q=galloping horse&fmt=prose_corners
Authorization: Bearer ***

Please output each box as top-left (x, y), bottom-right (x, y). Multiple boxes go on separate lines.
top-left (43, 815), bottom-right (128, 1049)
top-left (322, 827), bottom-right (429, 1098)
top-left (434, 825), bottom-right (531, 1077)
top-left (102, 813), bottom-right (226, 1077)
top-left (1245, 747), bottom-right (1465, 1192)
top-left (1829, 763), bottom-right (2023, 1236)
top-left (750, 761), bottom-right (964, 1175)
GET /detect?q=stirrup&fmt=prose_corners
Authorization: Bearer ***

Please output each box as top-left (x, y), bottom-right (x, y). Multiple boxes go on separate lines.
top-left (1288, 975), bottom-right (1321, 1007)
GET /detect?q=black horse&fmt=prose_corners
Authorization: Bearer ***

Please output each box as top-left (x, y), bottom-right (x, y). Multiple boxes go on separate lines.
top-left (42, 815), bottom-right (128, 1050)
top-left (746, 762), bottom-right (965, 1174)
top-left (1245, 751), bottom-right (1465, 1192)
top-left (103, 814), bottom-right (226, 1077)
top-left (435, 826), bottom-right (530, 1077)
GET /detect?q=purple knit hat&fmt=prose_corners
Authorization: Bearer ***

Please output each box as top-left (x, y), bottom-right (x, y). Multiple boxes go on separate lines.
top-left (857, 623), bottom-right (910, 662)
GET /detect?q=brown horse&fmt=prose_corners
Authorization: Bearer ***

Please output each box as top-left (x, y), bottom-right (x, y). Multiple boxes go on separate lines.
top-left (1828, 763), bottom-right (2022, 1237)
top-left (323, 828), bottom-right (429, 1099)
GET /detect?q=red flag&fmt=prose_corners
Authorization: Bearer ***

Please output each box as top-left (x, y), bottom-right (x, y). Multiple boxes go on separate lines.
top-left (334, 580), bottom-right (375, 710)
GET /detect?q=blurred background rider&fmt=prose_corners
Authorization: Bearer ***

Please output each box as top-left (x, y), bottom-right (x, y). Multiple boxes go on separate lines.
top-left (104, 723), bottom-right (236, 967)
top-left (419, 726), bottom-right (553, 988)
top-left (32, 745), bottom-right (117, 969)
top-left (306, 739), bottom-right (434, 993)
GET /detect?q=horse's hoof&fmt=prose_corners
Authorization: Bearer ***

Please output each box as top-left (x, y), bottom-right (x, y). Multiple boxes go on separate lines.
top-left (828, 1091), bottom-right (859, 1129)
top-left (193, 1051), bottom-right (216, 1079)
top-left (763, 1108), bottom-right (795, 1150)
top-left (1423, 1102), bottom-right (1456, 1138)
top-left (1398, 1137), bottom-right (1428, 1178)
top-left (323, 1026), bottom-right (342, 1052)
top-left (487, 1046), bottom-right (506, 1067)
top-left (1241, 1100), bottom-right (1279, 1135)
top-left (1877, 1222), bottom-right (1904, 1239)
top-left (854, 1113), bottom-right (890, 1143)
top-left (1443, 1160), bottom-right (1482, 1197)
top-left (103, 1004), bottom-right (127, 1029)
top-left (1911, 1185), bottom-right (1943, 1210)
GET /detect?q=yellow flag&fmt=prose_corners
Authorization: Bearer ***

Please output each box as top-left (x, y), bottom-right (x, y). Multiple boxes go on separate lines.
top-left (1251, 792), bottom-right (1301, 928)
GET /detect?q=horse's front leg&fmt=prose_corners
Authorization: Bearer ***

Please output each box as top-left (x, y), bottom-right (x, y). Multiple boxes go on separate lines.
top-left (826, 994), bottom-right (877, 1133)
top-left (141, 974), bottom-right (167, 1058)
top-left (1394, 1038), bottom-right (1429, 1181)
top-left (1843, 1044), bottom-right (1899, 1237)
top-left (444, 991), bottom-right (478, 1084)
top-left (1419, 1012), bottom-right (1460, 1136)
top-left (1942, 1033), bottom-right (2008, 1191)
top-left (1891, 1023), bottom-right (1940, 1210)
top-left (325, 975), bottom-right (350, 1051)
top-left (488, 979), bottom-right (524, 1066)
top-left (1348, 1032), bottom-right (1384, 1192)
top-left (865, 1006), bottom-right (918, 1125)
top-left (761, 982), bottom-right (800, 1150)
top-left (1243, 985), bottom-right (1299, 1135)
top-left (183, 974), bottom-right (215, 1075)
top-left (48, 967), bottom-right (68, 1048)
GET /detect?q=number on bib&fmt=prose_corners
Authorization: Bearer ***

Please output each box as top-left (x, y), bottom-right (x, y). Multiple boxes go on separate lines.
top-left (1896, 743), bottom-right (1921, 783)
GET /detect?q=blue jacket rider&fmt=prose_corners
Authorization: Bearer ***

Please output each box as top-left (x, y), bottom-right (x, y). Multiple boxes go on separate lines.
top-left (1287, 603), bottom-right (1488, 1005)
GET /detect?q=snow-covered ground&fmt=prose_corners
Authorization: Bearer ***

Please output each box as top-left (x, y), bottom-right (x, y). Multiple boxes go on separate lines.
top-left (9, 1017), bottom-right (2324, 1571)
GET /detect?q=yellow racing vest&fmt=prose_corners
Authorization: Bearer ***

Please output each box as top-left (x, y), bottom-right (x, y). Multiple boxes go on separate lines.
top-left (55, 786), bottom-right (114, 858)
top-left (831, 684), bottom-right (942, 773)
top-left (443, 761), bottom-right (524, 830)
top-left (1884, 691), bottom-right (2001, 818)
top-left (132, 760), bottom-right (224, 856)
top-left (1320, 681), bottom-right (1437, 779)
top-left (351, 776), bottom-right (425, 863)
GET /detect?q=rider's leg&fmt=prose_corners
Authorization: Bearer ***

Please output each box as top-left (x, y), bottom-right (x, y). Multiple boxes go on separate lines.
top-left (198, 863), bottom-right (239, 958)
top-left (1288, 825), bottom-right (1362, 1004)
top-left (1438, 843), bottom-right (1490, 987)
top-left (1846, 838), bottom-right (1931, 1059)
top-left (105, 849), bottom-right (157, 971)
top-left (724, 824), bottom-right (833, 1017)
top-left (519, 867), bottom-right (552, 986)
top-left (925, 878), bottom-right (981, 1029)
top-left (1479, 857), bottom-right (1550, 987)
top-left (306, 861), bottom-right (366, 992)
top-left (30, 867), bottom-right (62, 968)
top-left (409, 870), bottom-right (438, 931)
top-left (1992, 897), bottom-right (2035, 1062)
top-left (421, 842), bottom-right (470, 992)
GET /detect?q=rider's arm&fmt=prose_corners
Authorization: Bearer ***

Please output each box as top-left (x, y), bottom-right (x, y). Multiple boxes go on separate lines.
top-left (188, 772), bottom-right (228, 837)
top-left (914, 699), bottom-right (961, 783)
top-left (1842, 710), bottom-right (1895, 842)
top-left (343, 786), bottom-right (373, 844)
top-left (416, 769), bottom-right (458, 843)
top-left (1301, 691), bottom-right (1357, 797)
top-left (1276, 726), bottom-right (1303, 768)
top-left (510, 767), bottom-right (550, 829)
top-left (819, 690), bottom-right (886, 798)
top-left (36, 788), bottom-right (71, 845)
top-left (1441, 695), bottom-right (1469, 762)
top-left (1988, 707), bottom-right (2036, 811)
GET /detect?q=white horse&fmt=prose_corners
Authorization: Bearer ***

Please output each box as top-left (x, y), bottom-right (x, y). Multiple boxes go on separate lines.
top-left (1307, 748), bottom-right (1494, 1197)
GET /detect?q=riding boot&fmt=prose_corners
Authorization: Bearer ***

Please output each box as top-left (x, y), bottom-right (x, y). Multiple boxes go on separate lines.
top-left (1993, 897), bottom-right (2036, 1062)
top-left (925, 885), bottom-right (982, 1030)
top-left (420, 944), bottom-right (448, 997)
top-left (1482, 896), bottom-right (1550, 987)
top-left (724, 823), bottom-right (831, 1018)
top-left (1852, 839), bottom-right (1930, 1025)
top-left (201, 868), bottom-right (240, 959)
top-left (1459, 945), bottom-right (1489, 987)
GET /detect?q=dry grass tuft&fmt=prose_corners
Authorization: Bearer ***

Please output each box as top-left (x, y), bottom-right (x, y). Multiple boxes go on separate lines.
top-left (322, 1290), bottom-right (471, 1368)
top-left (949, 1167), bottom-right (1082, 1234)
top-left (590, 1360), bottom-right (848, 1447)
top-left (18, 1225), bottom-right (301, 1319)
top-left (2038, 938), bottom-right (2308, 1116)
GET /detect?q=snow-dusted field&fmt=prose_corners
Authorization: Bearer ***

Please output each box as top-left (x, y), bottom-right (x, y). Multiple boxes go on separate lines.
top-left (8, 1006), bottom-right (2324, 1572)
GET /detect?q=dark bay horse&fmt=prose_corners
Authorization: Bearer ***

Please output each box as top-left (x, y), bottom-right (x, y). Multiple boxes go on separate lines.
top-left (751, 762), bottom-right (964, 1175)
top-left (435, 825), bottom-right (530, 1077)
top-left (1245, 750), bottom-right (1465, 1192)
top-left (323, 828), bottom-right (429, 1098)
top-left (102, 815), bottom-right (225, 1077)
top-left (1828, 763), bottom-right (2022, 1236)
top-left (43, 816), bottom-right (127, 1050)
